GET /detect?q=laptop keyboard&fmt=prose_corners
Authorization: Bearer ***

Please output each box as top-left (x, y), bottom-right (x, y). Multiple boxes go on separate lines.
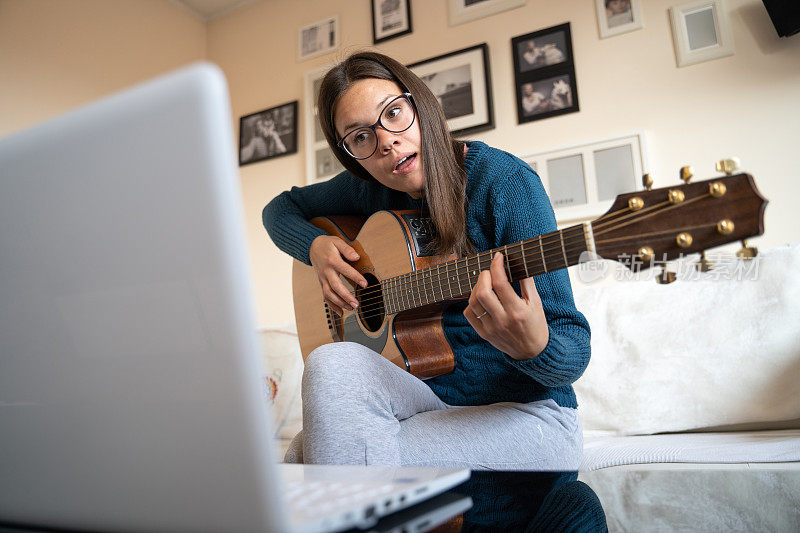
top-left (286, 480), bottom-right (396, 517)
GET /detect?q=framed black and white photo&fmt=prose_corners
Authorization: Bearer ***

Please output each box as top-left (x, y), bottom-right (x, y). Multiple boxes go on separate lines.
top-left (595, 0), bottom-right (644, 38)
top-left (447, 0), bottom-right (526, 26)
top-left (372, 0), bottom-right (412, 44)
top-left (408, 43), bottom-right (494, 137)
top-left (670, 0), bottom-right (733, 67)
top-left (304, 65), bottom-right (344, 184)
top-left (298, 16), bottom-right (339, 62)
top-left (512, 23), bottom-right (579, 124)
top-left (238, 101), bottom-right (298, 166)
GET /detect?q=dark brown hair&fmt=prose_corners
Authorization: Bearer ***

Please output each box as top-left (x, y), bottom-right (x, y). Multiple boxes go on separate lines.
top-left (317, 51), bottom-right (473, 257)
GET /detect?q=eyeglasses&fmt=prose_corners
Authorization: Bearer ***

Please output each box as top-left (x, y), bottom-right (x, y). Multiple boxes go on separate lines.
top-left (337, 93), bottom-right (416, 160)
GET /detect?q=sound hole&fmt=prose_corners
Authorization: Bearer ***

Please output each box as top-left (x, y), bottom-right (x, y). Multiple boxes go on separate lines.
top-left (356, 272), bottom-right (385, 333)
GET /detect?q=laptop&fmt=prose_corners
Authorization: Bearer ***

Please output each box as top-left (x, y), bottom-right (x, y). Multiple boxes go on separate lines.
top-left (0, 63), bottom-right (469, 533)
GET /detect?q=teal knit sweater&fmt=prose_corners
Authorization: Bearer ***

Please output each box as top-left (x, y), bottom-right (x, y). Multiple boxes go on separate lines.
top-left (262, 141), bottom-right (590, 408)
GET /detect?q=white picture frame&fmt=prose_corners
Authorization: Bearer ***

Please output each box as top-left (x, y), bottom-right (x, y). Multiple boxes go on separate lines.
top-left (298, 15), bottom-right (339, 62)
top-left (595, 0), bottom-right (644, 38)
top-left (522, 132), bottom-right (648, 225)
top-left (670, 0), bottom-right (734, 67)
top-left (303, 65), bottom-right (344, 184)
top-left (447, 0), bottom-right (526, 26)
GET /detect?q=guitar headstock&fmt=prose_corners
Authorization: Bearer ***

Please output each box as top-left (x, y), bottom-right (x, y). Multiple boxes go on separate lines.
top-left (591, 173), bottom-right (767, 270)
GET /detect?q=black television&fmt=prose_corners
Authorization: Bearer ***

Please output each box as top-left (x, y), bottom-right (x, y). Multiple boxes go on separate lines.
top-left (762, 0), bottom-right (800, 37)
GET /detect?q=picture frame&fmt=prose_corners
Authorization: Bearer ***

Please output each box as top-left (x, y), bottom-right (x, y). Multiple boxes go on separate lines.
top-left (238, 101), bottom-right (298, 167)
top-left (521, 132), bottom-right (648, 224)
top-left (303, 65), bottom-right (344, 184)
top-left (298, 15), bottom-right (339, 62)
top-left (447, 0), bottom-right (526, 26)
top-left (595, 0), bottom-right (644, 38)
top-left (408, 43), bottom-right (494, 137)
top-left (670, 0), bottom-right (734, 67)
top-left (511, 23), bottom-right (579, 124)
top-left (372, 0), bottom-right (412, 44)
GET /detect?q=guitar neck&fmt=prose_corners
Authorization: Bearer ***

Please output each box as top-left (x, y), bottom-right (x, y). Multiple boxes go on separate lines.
top-left (382, 223), bottom-right (590, 315)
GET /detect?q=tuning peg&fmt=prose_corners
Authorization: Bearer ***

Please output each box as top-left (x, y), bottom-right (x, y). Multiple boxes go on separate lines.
top-left (680, 166), bottom-right (694, 184)
top-left (716, 157), bottom-right (741, 176)
top-left (655, 267), bottom-right (677, 284)
top-left (695, 251), bottom-right (713, 272)
top-left (642, 173), bottom-right (653, 191)
top-left (736, 239), bottom-right (758, 260)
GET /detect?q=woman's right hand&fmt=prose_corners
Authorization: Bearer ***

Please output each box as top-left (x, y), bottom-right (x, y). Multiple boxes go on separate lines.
top-left (309, 235), bottom-right (368, 316)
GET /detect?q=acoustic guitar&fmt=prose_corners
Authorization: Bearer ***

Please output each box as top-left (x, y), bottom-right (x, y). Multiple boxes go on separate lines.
top-left (292, 171), bottom-right (767, 379)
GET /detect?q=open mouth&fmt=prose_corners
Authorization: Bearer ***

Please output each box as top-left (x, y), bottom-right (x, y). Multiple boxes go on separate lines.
top-left (394, 153), bottom-right (417, 172)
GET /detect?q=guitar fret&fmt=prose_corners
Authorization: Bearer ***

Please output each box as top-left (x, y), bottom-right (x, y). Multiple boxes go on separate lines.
top-left (560, 230), bottom-right (568, 269)
top-left (402, 273), bottom-right (410, 311)
top-left (503, 245), bottom-right (511, 279)
top-left (436, 264), bottom-right (444, 302)
top-left (522, 241), bottom-right (530, 278)
top-left (446, 261), bottom-right (454, 299)
top-left (412, 271), bottom-right (419, 309)
top-left (539, 235), bottom-right (547, 273)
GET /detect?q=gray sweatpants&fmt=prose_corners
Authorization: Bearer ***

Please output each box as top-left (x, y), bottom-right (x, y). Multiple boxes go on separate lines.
top-left (284, 342), bottom-right (583, 471)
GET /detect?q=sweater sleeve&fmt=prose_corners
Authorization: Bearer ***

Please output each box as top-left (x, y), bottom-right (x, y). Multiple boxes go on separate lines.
top-left (492, 160), bottom-right (591, 388)
top-left (262, 171), bottom-right (377, 265)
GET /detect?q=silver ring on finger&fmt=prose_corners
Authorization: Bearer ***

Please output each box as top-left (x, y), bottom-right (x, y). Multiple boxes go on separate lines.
top-left (476, 311), bottom-right (488, 319)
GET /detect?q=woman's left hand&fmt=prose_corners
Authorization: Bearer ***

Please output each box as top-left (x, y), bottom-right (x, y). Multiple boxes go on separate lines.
top-left (463, 252), bottom-right (549, 360)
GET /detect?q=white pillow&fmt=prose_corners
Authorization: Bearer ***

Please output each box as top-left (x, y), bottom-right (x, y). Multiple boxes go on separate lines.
top-left (573, 242), bottom-right (800, 435)
top-left (259, 324), bottom-right (303, 440)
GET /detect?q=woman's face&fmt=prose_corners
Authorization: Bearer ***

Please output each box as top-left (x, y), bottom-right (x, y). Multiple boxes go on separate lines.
top-left (334, 78), bottom-right (424, 198)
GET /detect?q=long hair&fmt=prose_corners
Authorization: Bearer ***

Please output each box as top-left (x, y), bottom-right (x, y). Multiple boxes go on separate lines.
top-left (317, 51), bottom-right (473, 257)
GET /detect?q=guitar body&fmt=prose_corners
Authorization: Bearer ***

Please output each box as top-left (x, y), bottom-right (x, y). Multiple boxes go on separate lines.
top-left (292, 210), bottom-right (458, 379)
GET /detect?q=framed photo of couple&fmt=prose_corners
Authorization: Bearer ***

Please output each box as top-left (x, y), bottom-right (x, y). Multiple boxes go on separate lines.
top-left (511, 23), bottom-right (579, 125)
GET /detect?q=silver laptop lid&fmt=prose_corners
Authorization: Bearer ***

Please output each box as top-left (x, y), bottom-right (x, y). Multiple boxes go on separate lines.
top-left (0, 64), bottom-right (286, 532)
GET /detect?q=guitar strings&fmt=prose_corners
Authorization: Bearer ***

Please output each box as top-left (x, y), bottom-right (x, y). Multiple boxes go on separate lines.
top-left (340, 192), bottom-right (718, 320)
top-left (353, 230), bottom-right (589, 310)
top-left (349, 234), bottom-right (590, 321)
top-left (329, 187), bottom-right (727, 324)
top-left (352, 230), bottom-right (587, 308)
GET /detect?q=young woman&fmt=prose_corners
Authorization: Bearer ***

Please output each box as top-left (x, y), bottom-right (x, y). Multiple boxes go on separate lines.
top-left (262, 51), bottom-right (590, 470)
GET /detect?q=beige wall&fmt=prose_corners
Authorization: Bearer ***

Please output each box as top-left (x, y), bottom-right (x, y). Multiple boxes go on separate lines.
top-left (3, 0), bottom-right (799, 328)
top-left (0, 0), bottom-right (206, 136)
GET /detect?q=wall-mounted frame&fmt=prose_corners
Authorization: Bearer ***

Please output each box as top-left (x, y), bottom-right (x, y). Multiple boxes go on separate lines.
top-left (447, 0), bottom-right (526, 26)
top-left (372, 0), bottom-right (412, 44)
top-left (238, 101), bottom-right (298, 167)
top-left (522, 132), bottom-right (648, 224)
top-left (408, 43), bottom-right (494, 137)
top-left (669, 0), bottom-right (733, 67)
top-left (595, 0), bottom-right (644, 38)
top-left (512, 23), bottom-right (579, 124)
top-left (304, 65), bottom-right (344, 184)
top-left (298, 15), bottom-right (339, 62)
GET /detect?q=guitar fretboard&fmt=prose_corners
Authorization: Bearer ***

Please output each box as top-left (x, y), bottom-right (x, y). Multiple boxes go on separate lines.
top-left (380, 223), bottom-right (589, 315)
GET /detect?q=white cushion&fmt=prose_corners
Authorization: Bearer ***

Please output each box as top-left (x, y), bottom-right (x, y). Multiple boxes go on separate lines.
top-left (259, 324), bottom-right (303, 441)
top-left (573, 242), bottom-right (800, 435)
top-left (580, 429), bottom-right (800, 470)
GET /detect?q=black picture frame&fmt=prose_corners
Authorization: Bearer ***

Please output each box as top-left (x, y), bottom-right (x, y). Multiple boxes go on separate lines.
top-left (238, 101), bottom-right (298, 166)
top-left (371, 0), bottom-right (413, 44)
top-left (511, 23), bottom-right (579, 124)
top-left (408, 43), bottom-right (494, 137)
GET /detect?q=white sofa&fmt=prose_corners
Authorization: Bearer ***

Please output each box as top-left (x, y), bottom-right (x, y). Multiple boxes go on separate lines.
top-left (259, 241), bottom-right (800, 469)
